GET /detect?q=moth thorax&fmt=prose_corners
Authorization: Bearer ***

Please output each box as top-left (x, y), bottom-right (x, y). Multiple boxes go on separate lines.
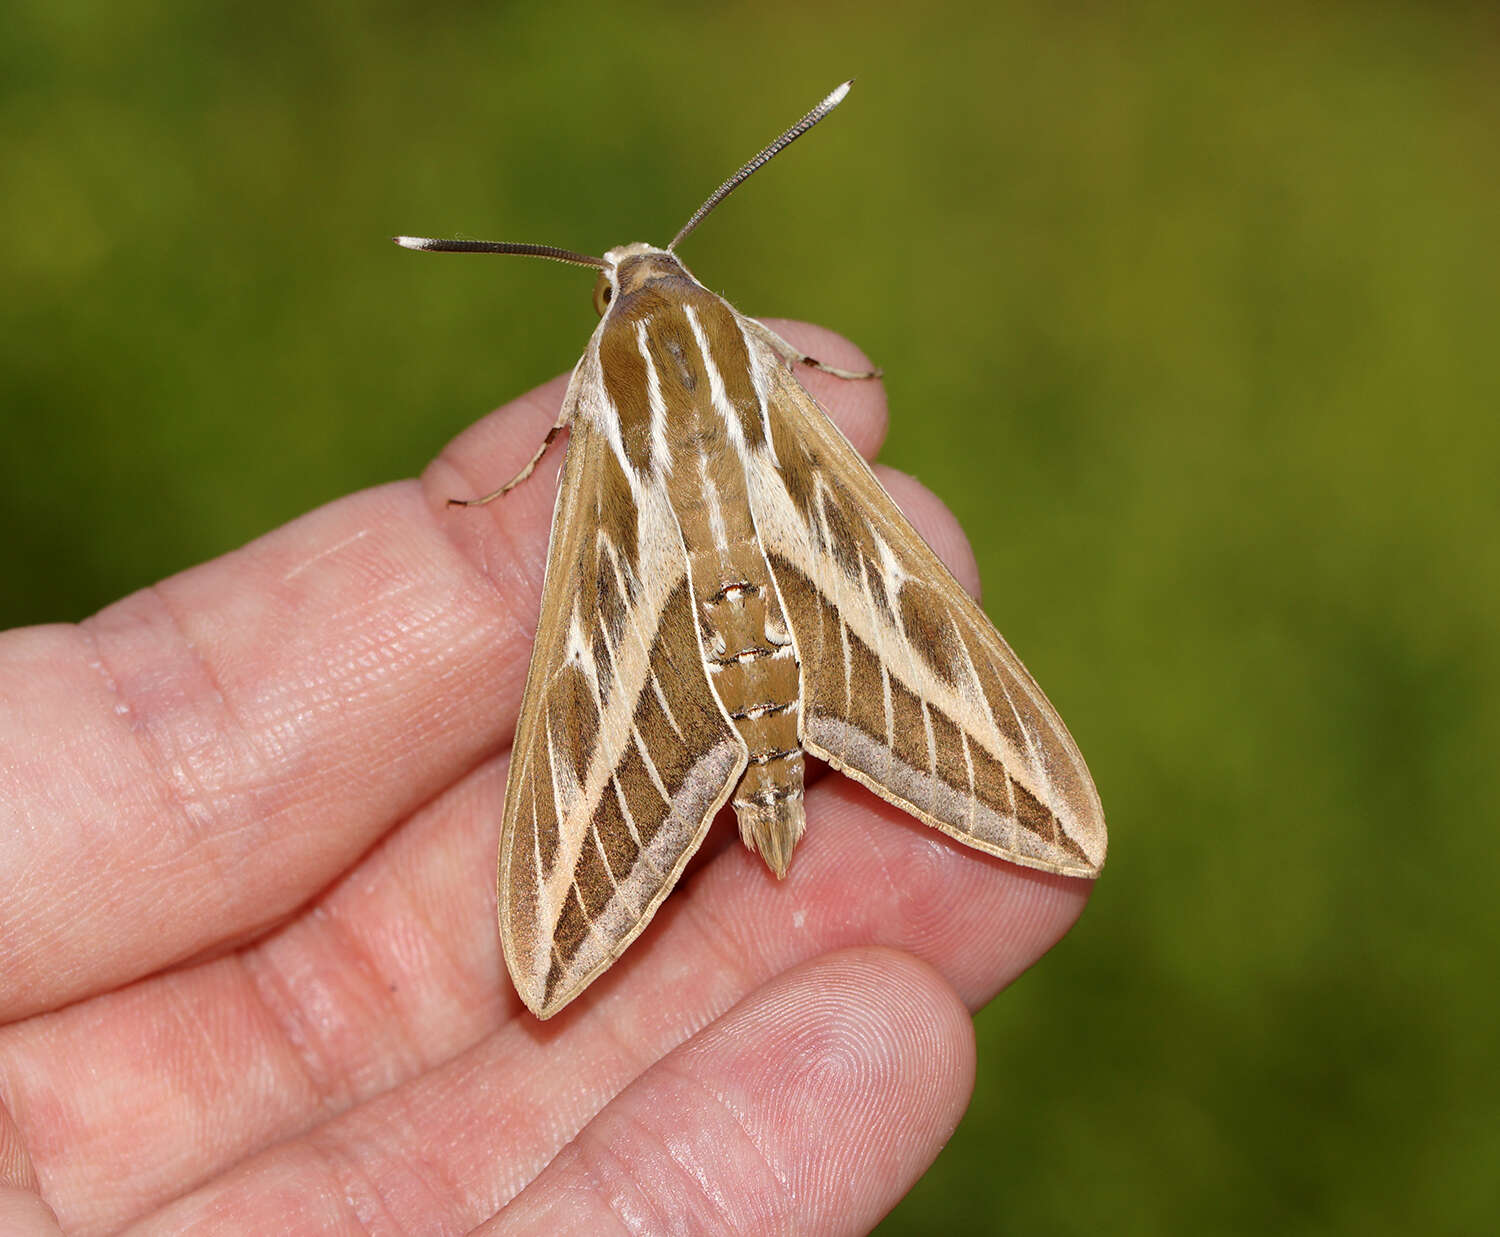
top-left (611, 249), bottom-right (694, 297)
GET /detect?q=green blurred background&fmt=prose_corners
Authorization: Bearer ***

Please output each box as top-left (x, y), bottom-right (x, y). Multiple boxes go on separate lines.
top-left (3, 1), bottom-right (1496, 1231)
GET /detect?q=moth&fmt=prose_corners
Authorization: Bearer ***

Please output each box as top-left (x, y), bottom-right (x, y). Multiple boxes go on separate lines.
top-left (398, 82), bottom-right (1106, 1018)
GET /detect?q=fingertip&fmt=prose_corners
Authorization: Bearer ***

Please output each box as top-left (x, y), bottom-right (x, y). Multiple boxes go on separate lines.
top-left (685, 946), bottom-right (979, 1225)
top-left (739, 946), bottom-right (977, 1126)
top-left (500, 948), bottom-right (974, 1234)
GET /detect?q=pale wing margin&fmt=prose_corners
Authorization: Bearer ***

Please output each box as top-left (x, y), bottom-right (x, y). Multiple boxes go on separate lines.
top-left (740, 331), bottom-right (1106, 877)
top-left (499, 355), bottom-right (747, 1018)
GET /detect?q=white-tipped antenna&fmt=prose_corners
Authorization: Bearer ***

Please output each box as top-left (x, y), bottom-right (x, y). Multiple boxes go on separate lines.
top-left (668, 80), bottom-right (853, 253)
top-left (393, 236), bottom-right (607, 269)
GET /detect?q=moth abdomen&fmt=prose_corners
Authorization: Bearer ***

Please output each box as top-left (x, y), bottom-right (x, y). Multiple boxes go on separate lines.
top-left (731, 758), bottom-right (807, 879)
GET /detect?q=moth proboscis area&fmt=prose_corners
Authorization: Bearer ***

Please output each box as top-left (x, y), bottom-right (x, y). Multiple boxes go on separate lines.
top-left (397, 81), bottom-right (1106, 1019)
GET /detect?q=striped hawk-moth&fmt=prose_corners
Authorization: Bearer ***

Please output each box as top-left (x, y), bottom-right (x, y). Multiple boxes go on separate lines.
top-left (399, 83), bottom-right (1106, 1018)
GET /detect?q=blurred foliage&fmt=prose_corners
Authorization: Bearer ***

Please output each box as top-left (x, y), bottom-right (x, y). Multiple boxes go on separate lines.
top-left (2, 1), bottom-right (1497, 1232)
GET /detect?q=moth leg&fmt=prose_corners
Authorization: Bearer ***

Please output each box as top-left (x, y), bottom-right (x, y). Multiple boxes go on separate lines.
top-left (448, 421), bottom-right (566, 507)
top-left (745, 318), bottom-right (883, 381)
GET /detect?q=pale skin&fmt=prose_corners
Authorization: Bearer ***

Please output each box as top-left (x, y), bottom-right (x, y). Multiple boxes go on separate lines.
top-left (0, 323), bottom-right (1093, 1234)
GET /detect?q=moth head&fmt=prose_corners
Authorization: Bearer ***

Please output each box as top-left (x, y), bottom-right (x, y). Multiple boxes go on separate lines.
top-left (598, 244), bottom-right (697, 311)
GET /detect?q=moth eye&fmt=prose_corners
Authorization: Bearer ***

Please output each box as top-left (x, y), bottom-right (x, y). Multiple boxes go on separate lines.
top-left (592, 276), bottom-right (614, 316)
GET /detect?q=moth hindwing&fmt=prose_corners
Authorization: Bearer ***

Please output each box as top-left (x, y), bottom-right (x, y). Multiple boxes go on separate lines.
top-left (398, 82), bottom-right (1106, 1018)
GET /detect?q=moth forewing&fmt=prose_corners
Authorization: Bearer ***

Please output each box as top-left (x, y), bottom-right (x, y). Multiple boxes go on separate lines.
top-left (742, 351), bottom-right (1106, 876)
top-left (402, 82), bottom-right (1106, 1019)
top-left (496, 339), bottom-right (749, 1017)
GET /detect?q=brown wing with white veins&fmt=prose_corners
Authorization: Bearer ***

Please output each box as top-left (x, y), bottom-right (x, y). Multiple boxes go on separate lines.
top-left (742, 344), bottom-right (1106, 877)
top-left (499, 358), bottom-right (747, 1019)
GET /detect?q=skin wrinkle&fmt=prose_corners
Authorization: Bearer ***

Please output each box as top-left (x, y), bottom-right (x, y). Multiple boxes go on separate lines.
top-left (191, 1083), bottom-right (457, 1235)
top-left (0, 1094), bottom-right (42, 1195)
top-left (0, 1193), bottom-right (58, 1235)
top-left (331, 1079), bottom-right (476, 1230)
top-left (55, 984), bottom-right (237, 1222)
top-left (243, 902), bottom-right (421, 1116)
top-left (239, 917), bottom-right (427, 1152)
top-left (77, 629), bottom-right (126, 717)
top-left (304, 1128), bottom-right (410, 1234)
top-left (411, 485), bottom-right (565, 743)
top-left (436, 925), bottom-right (736, 1215)
top-left (81, 584), bottom-right (263, 903)
top-left (156, 981), bottom-right (240, 1120)
top-left (657, 778), bottom-right (979, 1036)
top-left (368, 754), bottom-right (510, 934)
top-left (87, 846), bottom-right (975, 1228)
top-left (440, 1039), bottom-right (560, 1210)
top-left (563, 1112), bottom-right (659, 1237)
top-left (368, 834), bottom-right (489, 1034)
top-left (657, 1130), bottom-right (744, 1231)
top-left (588, 1098), bottom-right (745, 1234)
top-left (235, 950), bottom-right (341, 1117)
top-left (654, 1054), bottom-right (795, 1207)
top-left (878, 830), bottom-right (963, 950)
top-left (473, 1014), bottom-right (651, 1208)
top-left (316, 902), bottom-right (431, 1088)
top-left (550, 1000), bottom-right (666, 1152)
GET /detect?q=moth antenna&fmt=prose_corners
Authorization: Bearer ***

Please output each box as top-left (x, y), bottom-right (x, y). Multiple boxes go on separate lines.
top-left (393, 237), bottom-right (608, 269)
top-left (668, 80), bottom-right (853, 253)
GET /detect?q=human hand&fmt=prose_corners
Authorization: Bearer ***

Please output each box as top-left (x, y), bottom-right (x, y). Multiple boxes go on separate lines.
top-left (0, 323), bottom-right (1092, 1234)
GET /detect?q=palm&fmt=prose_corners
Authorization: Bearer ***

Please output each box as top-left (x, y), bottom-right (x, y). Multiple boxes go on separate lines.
top-left (0, 324), bottom-right (1091, 1234)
